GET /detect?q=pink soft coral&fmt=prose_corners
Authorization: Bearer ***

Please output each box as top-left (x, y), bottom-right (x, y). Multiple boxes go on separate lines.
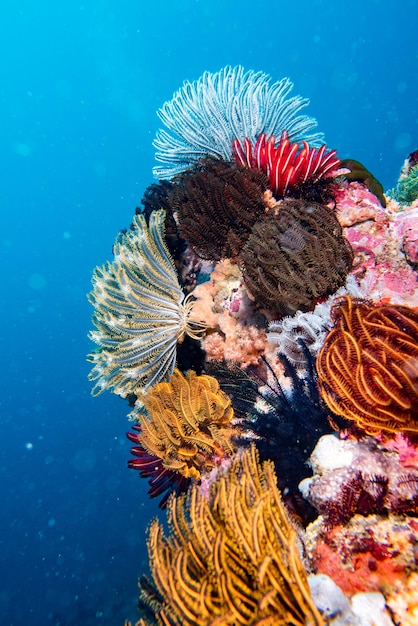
top-left (334, 181), bottom-right (418, 306)
top-left (203, 317), bottom-right (267, 367)
top-left (191, 259), bottom-right (255, 325)
top-left (380, 433), bottom-right (418, 470)
top-left (192, 259), bottom-right (268, 366)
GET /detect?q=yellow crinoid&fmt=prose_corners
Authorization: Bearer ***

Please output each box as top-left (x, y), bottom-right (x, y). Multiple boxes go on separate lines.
top-left (132, 368), bottom-right (237, 480)
top-left (87, 210), bottom-right (206, 398)
top-left (137, 445), bottom-right (324, 626)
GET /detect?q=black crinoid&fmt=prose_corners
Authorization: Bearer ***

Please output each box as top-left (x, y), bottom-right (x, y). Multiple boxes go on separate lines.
top-left (238, 199), bottom-right (353, 317)
top-left (286, 176), bottom-right (339, 205)
top-left (207, 340), bottom-right (334, 522)
top-left (168, 157), bottom-right (269, 261)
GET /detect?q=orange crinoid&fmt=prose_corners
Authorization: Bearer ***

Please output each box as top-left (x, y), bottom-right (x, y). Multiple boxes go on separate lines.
top-left (317, 296), bottom-right (418, 435)
top-left (132, 369), bottom-right (238, 480)
top-left (137, 446), bottom-right (324, 626)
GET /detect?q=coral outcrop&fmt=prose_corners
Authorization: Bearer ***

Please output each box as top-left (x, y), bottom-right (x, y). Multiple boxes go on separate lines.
top-left (300, 434), bottom-right (418, 525)
top-left (87, 66), bottom-right (418, 624)
top-left (304, 513), bottom-right (418, 598)
top-left (334, 182), bottom-right (418, 305)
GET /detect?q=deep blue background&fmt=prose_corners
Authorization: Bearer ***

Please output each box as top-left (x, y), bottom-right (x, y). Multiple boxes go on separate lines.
top-left (1, 1), bottom-right (416, 624)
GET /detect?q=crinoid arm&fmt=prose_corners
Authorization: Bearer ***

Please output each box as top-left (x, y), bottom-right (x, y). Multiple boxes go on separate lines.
top-left (153, 66), bottom-right (324, 180)
top-left (87, 210), bottom-right (206, 398)
top-left (138, 446), bottom-right (324, 625)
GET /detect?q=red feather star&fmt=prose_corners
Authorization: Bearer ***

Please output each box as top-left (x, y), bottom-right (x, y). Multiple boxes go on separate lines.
top-left (232, 130), bottom-right (340, 197)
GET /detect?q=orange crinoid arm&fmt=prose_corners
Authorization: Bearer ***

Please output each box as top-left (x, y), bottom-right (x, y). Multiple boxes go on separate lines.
top-left (317, 296), bottom-right (418, 436)
top-left (138, 445), bottom-right (324, 626)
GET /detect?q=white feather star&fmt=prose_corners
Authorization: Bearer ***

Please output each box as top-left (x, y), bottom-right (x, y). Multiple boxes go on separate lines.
top-left (153, 65), bottom-right (324, 180)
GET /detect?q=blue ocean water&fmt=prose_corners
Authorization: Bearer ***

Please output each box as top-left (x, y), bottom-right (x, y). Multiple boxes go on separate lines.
top-left (0, 1), bottom-right (416, 624)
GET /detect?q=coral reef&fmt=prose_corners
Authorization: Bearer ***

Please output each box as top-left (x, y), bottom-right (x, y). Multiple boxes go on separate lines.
top-left (239, 199), bottom-right (354, 316)
top-left (86, 66), bottom-right (418, 624)
top-left (300, 434), bottom-right (418, 525)
top-left (153, 65), bottom-right (323, 179)
top-left (304, 513), bottom-right (418, 598)
top-left (334, 182), bottom-right (418, 305)
top-left (137, 446), bottom-right (324, 626)
top-left (316, 296), bottom-right (418, 436)
top-left (128, 369), bottom-right (238, 481)
top-left (170, 158), bottom-right (268, 260)
top-left (88, 210), bottom-right (206, 398)
top-left (233, 130), bottom-right (340, 198)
